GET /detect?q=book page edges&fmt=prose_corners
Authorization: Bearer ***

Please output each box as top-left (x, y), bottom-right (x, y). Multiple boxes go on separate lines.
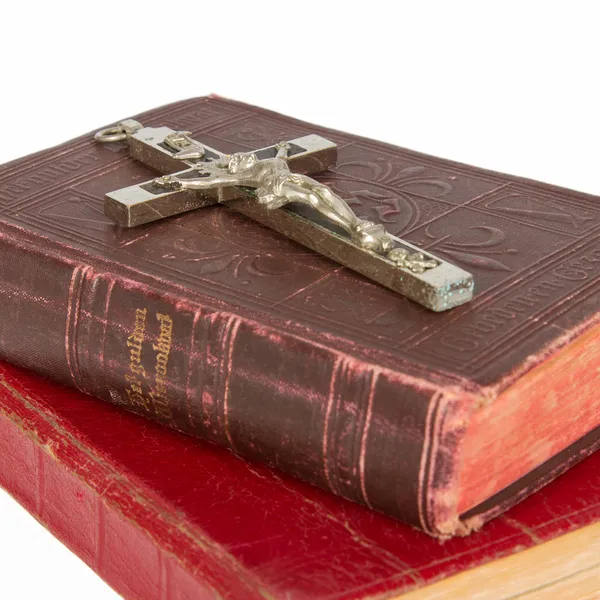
top-left (424, 318), bottom-right (600, 537)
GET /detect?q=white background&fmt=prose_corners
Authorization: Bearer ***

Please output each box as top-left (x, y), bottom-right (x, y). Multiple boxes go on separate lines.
top-left (0, 1), bottom-right (598, 598)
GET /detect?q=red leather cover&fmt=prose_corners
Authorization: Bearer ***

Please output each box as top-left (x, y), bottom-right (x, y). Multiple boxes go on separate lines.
top-left (0, 97), bottom-right (599, 536)
top-left (1, 359), bottom-right (599, 599)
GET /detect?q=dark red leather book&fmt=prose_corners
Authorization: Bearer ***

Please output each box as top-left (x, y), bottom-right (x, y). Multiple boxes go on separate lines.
top-left (1, 359), bottom-right (599, 599)
top-left (0, 97), bottom-right (598, 537)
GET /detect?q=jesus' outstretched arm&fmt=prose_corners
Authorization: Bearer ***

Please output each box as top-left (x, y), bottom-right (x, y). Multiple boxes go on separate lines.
top-left (154, 170), bottom-right (248, 190)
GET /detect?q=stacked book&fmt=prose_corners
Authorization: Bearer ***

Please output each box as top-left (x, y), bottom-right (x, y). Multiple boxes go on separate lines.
top-left (0, 97), bottom-right (598, 598)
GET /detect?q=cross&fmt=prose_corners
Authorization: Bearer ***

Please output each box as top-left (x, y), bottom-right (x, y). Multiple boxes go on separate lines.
top-left (95, 119), bottom-right (473, 311)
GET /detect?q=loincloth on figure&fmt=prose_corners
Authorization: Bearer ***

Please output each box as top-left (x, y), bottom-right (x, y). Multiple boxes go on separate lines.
top-left (255, 171), bottom-right (309, 204)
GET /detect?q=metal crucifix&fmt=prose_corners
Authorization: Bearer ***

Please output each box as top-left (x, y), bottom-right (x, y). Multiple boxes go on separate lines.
top-left (95, 119), bottom-right (473, 311)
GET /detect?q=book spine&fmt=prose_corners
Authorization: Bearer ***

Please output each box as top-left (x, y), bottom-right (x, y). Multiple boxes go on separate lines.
top-left (0, 222), bottom-right (454, 532)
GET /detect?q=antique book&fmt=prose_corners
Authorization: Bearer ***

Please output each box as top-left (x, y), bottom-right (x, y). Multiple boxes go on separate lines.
top-left (0, 97), bottom-right (598, 537)
top-left (1, 359), bottom-right (599, 599)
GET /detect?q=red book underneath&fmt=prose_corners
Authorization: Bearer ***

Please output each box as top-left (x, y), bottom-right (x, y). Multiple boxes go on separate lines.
top-left (1, 360), bottom-right (599, 599)
top-left (0, 97), bottom-right (599, 538)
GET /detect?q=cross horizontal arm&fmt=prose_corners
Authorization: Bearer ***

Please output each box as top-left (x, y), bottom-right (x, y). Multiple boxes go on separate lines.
top-left (104, 126), bottom-right (337, 227)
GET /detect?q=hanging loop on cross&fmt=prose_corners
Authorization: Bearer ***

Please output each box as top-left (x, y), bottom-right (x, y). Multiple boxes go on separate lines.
top-left (95, 119), bottom-right (144, 143)
top-left (95, 125), bottom-right (128, 143)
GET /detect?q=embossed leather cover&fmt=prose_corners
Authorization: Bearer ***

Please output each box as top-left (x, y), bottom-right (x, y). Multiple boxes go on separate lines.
top-left (0, 97), bottom-right (599, 536)
top-left (1, 359), bottom-right (599, 599)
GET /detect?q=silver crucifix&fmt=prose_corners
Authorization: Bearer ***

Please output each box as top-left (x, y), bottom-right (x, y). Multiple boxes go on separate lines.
top-left (95, 120), bottom-right (474, 311)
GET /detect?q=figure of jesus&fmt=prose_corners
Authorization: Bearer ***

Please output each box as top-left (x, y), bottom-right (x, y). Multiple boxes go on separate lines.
top-left (154, 143), bottom-right (396, 254)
